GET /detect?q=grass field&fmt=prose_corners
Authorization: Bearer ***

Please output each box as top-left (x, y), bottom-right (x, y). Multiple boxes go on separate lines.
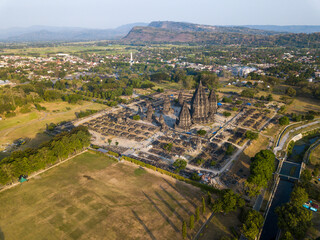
top-left (0, 101), bottom-right (106, 151)
top-left (199, 210), bottom-right (241, 240)
top-left (310, 143), bottom-right (320, 165)
top-left (0, 151), bottom-right (206, 240)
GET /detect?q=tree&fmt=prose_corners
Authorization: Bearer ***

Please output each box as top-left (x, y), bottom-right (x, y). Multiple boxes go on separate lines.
top-left (248, 150), bottom-right (275, 189)
top-left (133, 115), bottom-right (141, 120)
top-left (197, 129), bottom-right (207, 136)
top-left (226, 144), bottom-right (235, 155)
top-left (276, 186), bottom-right (312, 239)
top-left (173, 159), bottom-right (187, 173)
top-left (213, 189), bottom-right (245, 214)
top-left (182, 75), bottom-right (195, 89)
top-left (202, 197), bottom-right (206, 214)
top-left (108, 139), bottom-right (112, 145)
top-left (244, 181), bottom-right (262, 197)
top-left (290, 186), bottom-right (308, 207)
top-left (241, 89), bottom-right (256, 98)
top-left (223, 111), bottom-right (231, 117)
top-left (286, 87), bottom-right (296, 97)
top-left (163, 143), bottom-right (173, 152)
top-left (245, 131), bottom-right (259, 140)
top-left (301, 169), bottom-right (312, 183)
top-left (282, 231), bottom-right (294, 240)
top-left (182, 221), bottom-right (187, 239)
top-left (189, 214), bottom-right (195, 230)
top-left (279, 116), bottom-right (290, 126)
top-left (195, 207), bottom-right (200, 222)
top-left (115, 141), bottom-right (119, 146)
top-left (276, 204), bottom-right (312, 239)
top-left (195, 158), bottom-right (204, 166)
top-left (241, 210), bottom-right (264, 240)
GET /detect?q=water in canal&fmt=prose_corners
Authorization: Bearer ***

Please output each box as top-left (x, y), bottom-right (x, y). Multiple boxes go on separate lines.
top-left (260, 135), bottom-right (319, 240)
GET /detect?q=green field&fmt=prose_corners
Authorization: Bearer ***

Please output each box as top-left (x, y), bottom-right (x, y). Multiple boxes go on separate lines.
top-left (0, 151), bottom-right (205, 240)
top-left (310, 143), bottom-right (320, 165)
top-left (0, 101), bottom-right (106, 151)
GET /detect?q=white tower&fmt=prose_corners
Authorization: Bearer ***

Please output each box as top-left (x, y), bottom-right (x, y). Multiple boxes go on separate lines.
top-left (130, 52), bottom-right (133, 66)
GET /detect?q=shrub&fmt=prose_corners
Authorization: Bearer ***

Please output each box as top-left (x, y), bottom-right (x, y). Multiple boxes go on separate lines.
top-left (245, 131), bottom-right (259, 140)
top-left (226, 144), bottom-right (235, 155)
top-left (223, 111), bottom-right (231, 117)
top-left (120, 156), bottom-right (221, 194)
top-left (197, 129), bottom-right (207, 136)
top-left (5, 112), bottom-right (16, 118)
top-left (222, 97), bottom-right (232, 103)
top-left (133, 115), bottom-right (141, 120)
top-left (279, 116), bottom-right (290, 126)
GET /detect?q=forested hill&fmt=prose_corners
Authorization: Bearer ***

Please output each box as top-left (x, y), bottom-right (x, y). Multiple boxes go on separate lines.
top-left (122, 21), bottom-right (320, 48)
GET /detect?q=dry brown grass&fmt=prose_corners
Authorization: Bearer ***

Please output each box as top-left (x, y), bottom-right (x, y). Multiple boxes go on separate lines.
top-left (0, 151), bottom-right (206, 240)
top-left (199, 210), bottom-right (241, 240)
top-left (0, 101), bottom-right (106, 150)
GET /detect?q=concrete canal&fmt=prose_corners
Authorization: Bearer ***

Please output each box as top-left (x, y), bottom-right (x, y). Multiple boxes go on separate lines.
top-left (260, 135), bottom-right (319, 240)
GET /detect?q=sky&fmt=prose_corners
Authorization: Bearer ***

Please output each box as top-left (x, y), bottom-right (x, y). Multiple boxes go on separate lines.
top-left (0, 0), bottom-right (320, 29)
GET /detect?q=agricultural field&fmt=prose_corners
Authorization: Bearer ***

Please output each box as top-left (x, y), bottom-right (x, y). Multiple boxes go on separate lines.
top-left (0, 101), bottom-right (106, 151)
top-left (0, 151), bottom-right (206, 240)
top-left (0, 43), bottom-right (135, 56)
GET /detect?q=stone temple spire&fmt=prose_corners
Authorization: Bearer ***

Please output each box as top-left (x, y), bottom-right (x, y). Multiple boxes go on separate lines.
top-left (176, 101), bottom-right (192, 130)
top-left (208, 89), bottom-right (217, 120)
top-left (191, 81), bottom-right (209, 124)
top-left (163, 95), bottom-right (171, 114)
top-left (146, 104), bottom-right (153, 122)
top-left (159, 114), bottom-right (168, 131)
top-left (178, 92), bottom-right (184, 106)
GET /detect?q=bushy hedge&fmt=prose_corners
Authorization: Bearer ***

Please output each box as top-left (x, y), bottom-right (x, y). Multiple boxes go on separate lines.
top-left (107, 151), bottom-right (119, 157)
top-left (0, 126), bottom-right (91, 185)
top-left (121, 156), bottom-right (220, 194)
top-left (76, 109), bottom-right (99, 118)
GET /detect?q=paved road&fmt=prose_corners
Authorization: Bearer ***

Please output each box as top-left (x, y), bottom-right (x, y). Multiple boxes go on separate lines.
top-left (274, 120), bottom-right (320, 153)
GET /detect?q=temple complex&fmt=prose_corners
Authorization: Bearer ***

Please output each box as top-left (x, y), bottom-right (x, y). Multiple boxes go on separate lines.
top-left (176, 81), bottom-right (217, 130)
top-left (178, 92), bottom-right (184, 106)
top-left (191, 81), bottom-right (209, 124)
top-left (175, 101), bottom-right (192, 130)
top-left (162, 95), bottom-right (172, 114)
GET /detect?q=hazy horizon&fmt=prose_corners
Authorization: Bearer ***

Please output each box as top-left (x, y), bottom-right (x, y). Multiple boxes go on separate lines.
top-left (0, 0), bottom-right (320, 29)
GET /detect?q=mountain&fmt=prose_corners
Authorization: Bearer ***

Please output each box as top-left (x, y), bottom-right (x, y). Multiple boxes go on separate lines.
top-left (123, 21), bottom-right (320, 47)
top-left (244, 25), bottom-right (320, 34)
top-left (0, 23), bottom-right (148, 42)
top-left (148, 21), bottom-right (279, 35)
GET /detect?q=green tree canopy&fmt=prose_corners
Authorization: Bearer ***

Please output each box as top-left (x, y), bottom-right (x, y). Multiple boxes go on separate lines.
top-left (279, 116), bottom-right (290, 126)
top-left (241, 210), bottom-right (264, 240)
top-left (173, 159), bottom-right (187, 173)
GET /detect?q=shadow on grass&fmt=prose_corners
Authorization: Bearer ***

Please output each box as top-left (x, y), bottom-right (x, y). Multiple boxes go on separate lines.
top-left (131, 210), bottom-right (157, 240)
top-left (162, 178), bottom-right (197, 208)
top-left (143, 191), bottom-right (179, 233)
top-left (160, 185), bottom-right (192, 215)
top-left (155, 191), bottom-right (183, 222)
top-left (0, 226), bottom-right (4, 240)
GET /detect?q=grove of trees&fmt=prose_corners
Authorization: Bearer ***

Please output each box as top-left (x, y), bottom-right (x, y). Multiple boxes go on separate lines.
top-left (0, 126), bottom-right (91, 185)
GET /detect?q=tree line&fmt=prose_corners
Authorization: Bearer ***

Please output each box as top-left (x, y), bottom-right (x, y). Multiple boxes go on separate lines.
top-left (0, 126), bottom-right (91, 185)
